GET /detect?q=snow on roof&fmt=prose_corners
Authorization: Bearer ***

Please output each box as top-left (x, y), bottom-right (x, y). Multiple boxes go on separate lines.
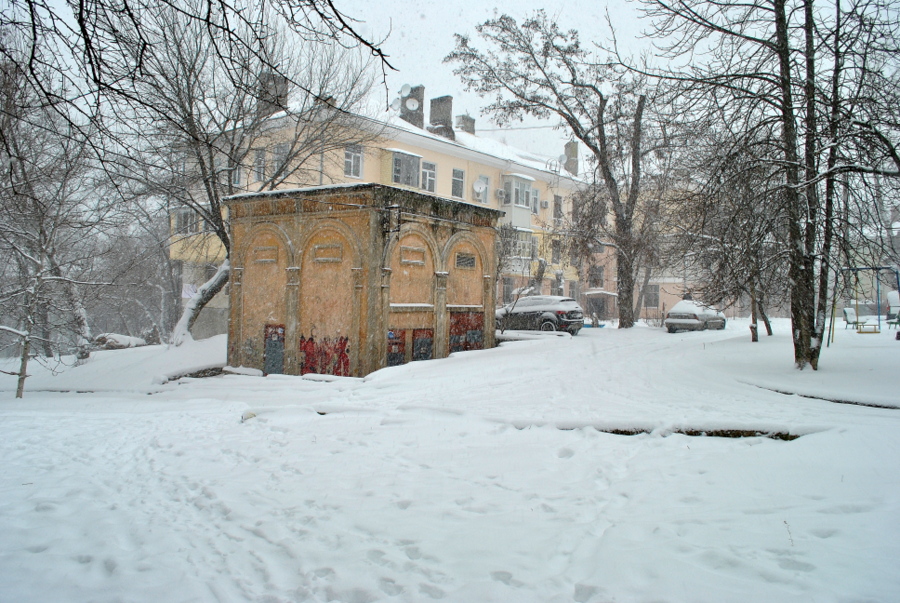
top-left (383, 147), bottom-right (423, 158)
top-left (224, 182), bottom-right (374, 202)
top-left (505, 173), bottom-right (536, 182)
top-left (363, 108), bottom-right (582, 182)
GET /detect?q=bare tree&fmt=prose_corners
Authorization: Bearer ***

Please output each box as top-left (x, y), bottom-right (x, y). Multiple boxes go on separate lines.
top-left (1, 0), bottom-right (392, 345)
top-left (668, 129), bottom-right (792, 340)
top-left (0, 54), bottom-right (116, 396)
top-left (95, 2), bottom-right (383, 343)
top-left (634, 0), bottom-right (900, 368)
top-left (446, 11), bottom-right (674, 328)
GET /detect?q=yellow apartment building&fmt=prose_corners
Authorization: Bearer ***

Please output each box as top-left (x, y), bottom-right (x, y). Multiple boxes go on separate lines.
top-left (172, 86), bottom-right (588, 338)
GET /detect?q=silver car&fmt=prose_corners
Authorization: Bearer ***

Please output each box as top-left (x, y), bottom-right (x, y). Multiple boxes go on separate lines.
top-left (664, 300), bottom-right (727, 332)
top-left (496, 295), bottom-right (585, 335)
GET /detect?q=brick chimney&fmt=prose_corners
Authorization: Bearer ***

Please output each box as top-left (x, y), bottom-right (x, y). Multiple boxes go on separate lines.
top-left (399, 85), bottom-right (425, 129)
top-left (455, 114), bottom-right (475, 135)
top-left (428, 96), bottom-right (455, 140)
top-left (564, 141), bottom-right (579, 176)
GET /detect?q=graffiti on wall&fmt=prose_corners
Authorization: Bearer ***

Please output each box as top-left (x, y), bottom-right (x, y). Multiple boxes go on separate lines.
top-left (449, 312), bottom-right (484, 354)
top-left (299, 335), bottom-right (351, 376)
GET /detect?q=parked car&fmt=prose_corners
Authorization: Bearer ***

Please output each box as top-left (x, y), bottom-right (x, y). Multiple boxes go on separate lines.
top-left (664, 300), bottom-right (727, 333)
top-left (496, 296), bottom-right (584, 334)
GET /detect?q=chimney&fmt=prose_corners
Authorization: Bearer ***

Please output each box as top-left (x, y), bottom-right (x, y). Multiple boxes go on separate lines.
top-left (428, 96), bottom-right (455, 140)
top-left (257, 71), bottom-right (288, 119)
top-left (564, 140), bottom-right (579, 176)
top-left (455, 114), bottom-right (475, 135)
top-left (399, 85), bottom-right (425, 129)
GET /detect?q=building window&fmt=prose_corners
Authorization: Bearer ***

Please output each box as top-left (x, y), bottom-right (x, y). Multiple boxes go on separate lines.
top-left (551, 240), bottom-right (561, 265)
top-left (231, 161), bottom-right (242, 186)
top-left (553, 195), bottom-right (563, 223)
top-left (392, 152), bottom-right (420, 187)
top-left (502, 180), bottom-right (512, 205)
top-left (421, 161), bottom-right (436, 192)
top-left (451, 168), bottom-right (465, 198)
top-left (504, 176), bottom-right (537, 209)
top-left (174, 209), bottom-right (200, 234)
top-left (644, 284), bottom-right (660, 308)
top-left (502, 277), bottom-right (514, 303)
top-left (588, 265), bottom-right (604, 288)
top-left (344, 145), bottom-right (363, 178)
top-left (475, 175), bottom-right (489, 203)
top-left (273, 143), bottom-right (290, 168)
top-left (253, 149), bottom-right (266, 182)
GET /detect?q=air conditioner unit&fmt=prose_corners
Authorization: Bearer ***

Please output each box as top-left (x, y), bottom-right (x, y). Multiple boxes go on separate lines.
top-left (540, 200), bottom-right (549, 209)
top-left (495, 189), bottom-right (507, 201)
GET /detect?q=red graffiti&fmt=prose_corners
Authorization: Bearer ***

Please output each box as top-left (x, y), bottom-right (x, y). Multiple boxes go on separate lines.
top-left (299, 335), bottom-right (350, 377)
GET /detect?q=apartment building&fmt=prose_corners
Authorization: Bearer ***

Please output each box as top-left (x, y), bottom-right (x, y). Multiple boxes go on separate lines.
top-left (172, 85), bottom-right (587, 338)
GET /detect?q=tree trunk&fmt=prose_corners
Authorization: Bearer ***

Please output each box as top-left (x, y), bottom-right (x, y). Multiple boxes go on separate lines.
top-left (803, 0), bottom-right (823, 369)
top-left (16, 334), bottom-right (31, 399)
top-left (633, 265), bottom-right (652, 322)
top-left (774, 0), bottom-right (814, 369)
top-left (172, 260), bottom-right (230, 345)
top-left (812, 0), bottom-right (843, 370)
top-left (759, 304), bottom-right (773, 336)
top-left (616, 245), bottom-right (636, 328)
top-left (749, 289), bottom-right (759, 342)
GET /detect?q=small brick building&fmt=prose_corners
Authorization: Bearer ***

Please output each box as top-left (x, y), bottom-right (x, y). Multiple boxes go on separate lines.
top-left (226, 183), bottom-right (501, 377)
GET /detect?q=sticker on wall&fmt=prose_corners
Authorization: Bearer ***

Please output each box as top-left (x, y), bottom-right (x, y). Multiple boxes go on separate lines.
top-left (387, 330), bottom-right (406, 366)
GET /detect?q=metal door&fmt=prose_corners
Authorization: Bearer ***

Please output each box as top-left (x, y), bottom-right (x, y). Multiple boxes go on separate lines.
top-left (263, 324), bottom-right (285, 375)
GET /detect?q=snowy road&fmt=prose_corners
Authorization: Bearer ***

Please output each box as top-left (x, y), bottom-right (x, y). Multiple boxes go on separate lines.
top-left (2, 321), bottom-right (898, 602)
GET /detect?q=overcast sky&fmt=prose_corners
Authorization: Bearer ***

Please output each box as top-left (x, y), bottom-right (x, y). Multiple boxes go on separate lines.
top-left (337, 0), bottom-right (648, 156)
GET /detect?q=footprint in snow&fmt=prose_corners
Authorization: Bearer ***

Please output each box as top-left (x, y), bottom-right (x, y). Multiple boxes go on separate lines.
top-left (418, 583), bottom-right (445, 599)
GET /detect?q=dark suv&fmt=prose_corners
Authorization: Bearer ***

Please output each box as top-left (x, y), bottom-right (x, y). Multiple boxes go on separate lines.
top-left (496, 296), bottom-right (584, 335)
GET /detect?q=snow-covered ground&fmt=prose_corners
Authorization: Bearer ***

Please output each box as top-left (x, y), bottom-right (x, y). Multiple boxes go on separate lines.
top-left (1, 319), bottom-right (898, 602)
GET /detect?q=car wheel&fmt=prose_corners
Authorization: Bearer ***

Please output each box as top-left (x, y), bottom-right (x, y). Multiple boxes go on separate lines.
top-left (569, 328), bottom-right (580, 336)
top-left (667, 325), bottom-right (676, 333)
top-left (540, 321), bottom-right (556, 332)
top-left (718, 320), bottom-right (727, 330)
top-left (701, 321), bottom-right (708, 331)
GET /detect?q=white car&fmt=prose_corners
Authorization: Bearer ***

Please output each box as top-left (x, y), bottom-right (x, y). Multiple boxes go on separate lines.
top-left (664, 300), bottom-right (726, 333)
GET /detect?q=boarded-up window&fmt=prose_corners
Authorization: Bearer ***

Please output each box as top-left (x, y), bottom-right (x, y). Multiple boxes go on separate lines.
top-left (400, 246), bottom-right (426, 265)
top-left (455, 252), bottom-right (476, 269)
top-left (313, 244), bottom-right (343, 263)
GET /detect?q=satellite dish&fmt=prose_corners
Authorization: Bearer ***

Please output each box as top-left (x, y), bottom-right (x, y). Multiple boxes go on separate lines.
top-left (400, 84), bottom-right (412, 97)
top-left (405, 98), bottom-right (419, 111)
top-left (473, 180), bottom-right (487, 194)
top-left (390, 98), bottom-right (401, 111)
top-left (558, 154), bottom-right (567, 163)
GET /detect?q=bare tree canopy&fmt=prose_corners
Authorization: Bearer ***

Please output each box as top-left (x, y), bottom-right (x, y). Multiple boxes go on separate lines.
top-left (1, 0), bottom-right (392, 105)
top-left (446, 10), bottom-right (679, 328)
top-left (629, 0), bottom-right (900, 368)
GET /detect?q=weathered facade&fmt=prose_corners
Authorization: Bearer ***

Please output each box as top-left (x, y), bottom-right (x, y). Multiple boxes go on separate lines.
top-left (227, 183), bottom-right (501, 377)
